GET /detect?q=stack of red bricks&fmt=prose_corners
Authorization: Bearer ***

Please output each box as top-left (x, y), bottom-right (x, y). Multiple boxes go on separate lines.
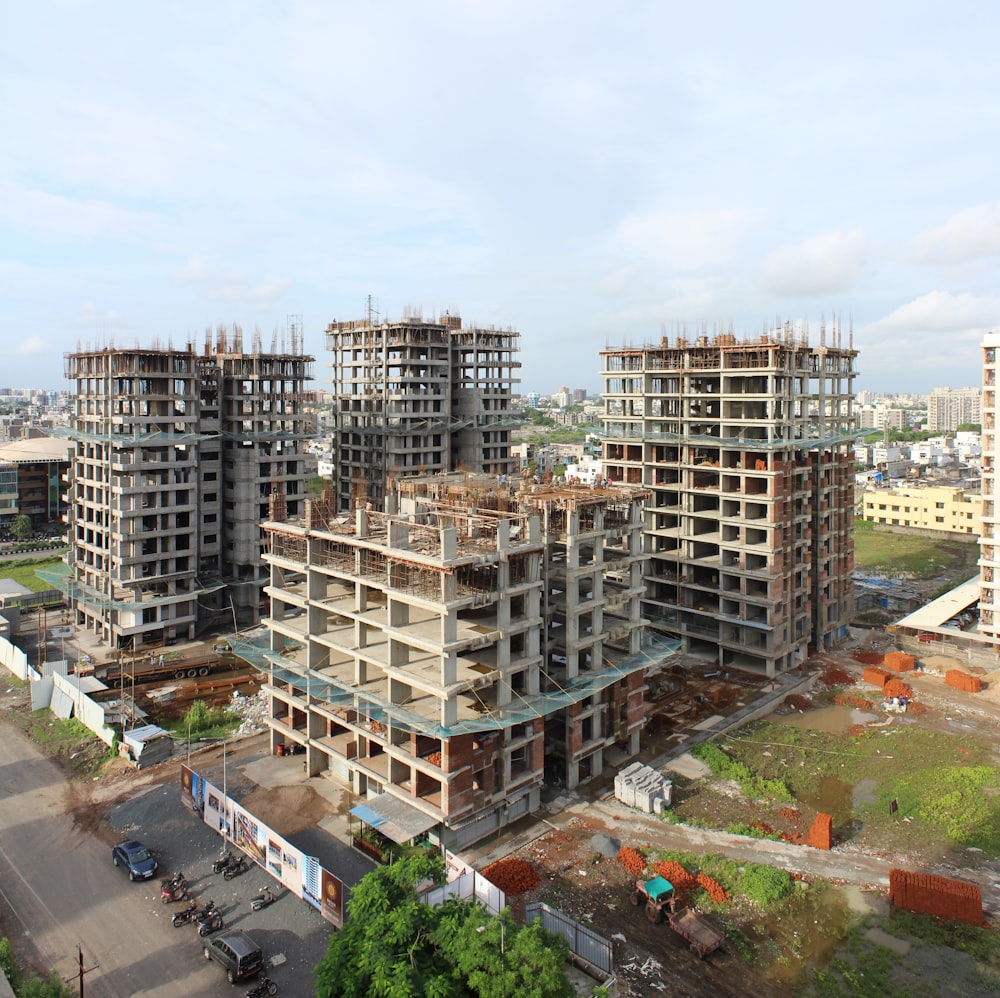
top-left (863, 666), bottom-right (890, 688)
top-left (889, 869), bottom-right (983, 926)
top-left (945, 670), bottom-right (982, 693)
top-left (883, 652), bottom-right (915, 673)
top-left (809, 813), bottom-right (832, 850)
top-left (883, 679), bottom-right (914, 700)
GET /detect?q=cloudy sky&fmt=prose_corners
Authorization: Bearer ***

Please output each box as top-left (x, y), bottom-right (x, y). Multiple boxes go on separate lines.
top-left (3, 1), bottom-right (999, 395)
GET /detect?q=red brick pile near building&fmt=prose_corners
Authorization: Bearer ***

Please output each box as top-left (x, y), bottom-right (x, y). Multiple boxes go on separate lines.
top-left (883, 679), bottom-right (914, 700)
top-left (809, 813), bottom-right (832, 850)
top-left (889, 869), bottom-right (983, 926)
top-left (883, 652), bottom-right (915, 673)
top-left (853, 651), bottom-right (883, 665)
top-left (945, 670), bottom-right (982, 693)
top-left (863, 666), bottom-right (890, 688)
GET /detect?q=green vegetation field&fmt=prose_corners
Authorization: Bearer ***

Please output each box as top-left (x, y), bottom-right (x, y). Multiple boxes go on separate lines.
top-left (0, 555), bottom-right (65, 592)
top-left (853, 521), bottom-right (979, 582)
top-left (670, 705), bottom-right (1000, 992)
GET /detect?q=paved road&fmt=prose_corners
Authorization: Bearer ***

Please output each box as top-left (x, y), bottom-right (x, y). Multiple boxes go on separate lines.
top-left (0, 722), bottom-right (335, 997)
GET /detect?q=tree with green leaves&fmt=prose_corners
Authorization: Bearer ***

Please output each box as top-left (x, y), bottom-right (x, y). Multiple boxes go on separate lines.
top-left (11, 514), bottom-right (32, 542)
top-left (314, 853), bottom-right (573, 998)
top-left (0, 938), bottom-right (73, 997)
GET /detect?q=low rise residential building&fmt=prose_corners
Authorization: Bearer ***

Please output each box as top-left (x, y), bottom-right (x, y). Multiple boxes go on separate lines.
top-left (859, 484), bottom-right (981, 535)
top-left (0, 435), bottom-right (72, 529)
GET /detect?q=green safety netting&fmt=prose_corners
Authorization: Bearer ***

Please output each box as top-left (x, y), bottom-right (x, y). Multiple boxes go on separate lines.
top-left (236, 629), bottom-right (680, 737)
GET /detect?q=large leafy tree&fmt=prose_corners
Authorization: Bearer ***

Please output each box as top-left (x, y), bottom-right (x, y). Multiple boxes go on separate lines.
top-left (11, 514), bottom-right (32, 542)
top-left (314, 853), bottom-right (573, 998)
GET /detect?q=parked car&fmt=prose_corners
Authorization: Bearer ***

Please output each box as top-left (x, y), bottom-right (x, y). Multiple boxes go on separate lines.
top-left (203, 931), bottom-right (265, 983)
top-left (111, 839), bottom-right (158, 881)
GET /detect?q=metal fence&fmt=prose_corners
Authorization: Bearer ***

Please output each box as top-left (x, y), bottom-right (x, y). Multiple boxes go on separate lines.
top-left (525, 901), bottom-right (613, 977)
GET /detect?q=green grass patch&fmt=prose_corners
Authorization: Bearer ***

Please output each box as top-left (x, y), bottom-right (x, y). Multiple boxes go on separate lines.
top-left (806, 912), bottom-right (1000, 997)
top-left (739, 864), bottom-right (795, 905)
top-left (721, 722), bottom-right (1000, 857)
top-left (17, 713), bottom-right (92, 746)
top-left (691, 739), bottom-right (794, 803)
top-left (5, 711), bottom-right (114, 777)
top-left (1, 555), bottom-right (66, 592)
top-left (881, 765), bottom-right (1000, 850)
top-left (887, 909), bottom-right (1000, 967)
top-left (725, 821), bottom-right (781, 840)
top-left (852, 527), bottom-right (978, 579)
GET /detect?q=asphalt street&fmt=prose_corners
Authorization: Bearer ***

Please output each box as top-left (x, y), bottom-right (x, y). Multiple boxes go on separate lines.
top-left (0, 723), bottom-right (338, 997)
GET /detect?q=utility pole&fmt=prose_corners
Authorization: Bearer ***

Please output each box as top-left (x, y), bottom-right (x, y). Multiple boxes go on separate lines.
top-left (65, 944), bottom-right (98, 998)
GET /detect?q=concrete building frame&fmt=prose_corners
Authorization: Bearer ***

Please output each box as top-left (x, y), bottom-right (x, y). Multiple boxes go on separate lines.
top-left (601, 323), bottom-right (857, 677)
top-left (325, 311), bottom-right (520, 513)
top-left (260, 474), bottom-right (662, 847)
top-left (63, 329), bottom-right (314, 650)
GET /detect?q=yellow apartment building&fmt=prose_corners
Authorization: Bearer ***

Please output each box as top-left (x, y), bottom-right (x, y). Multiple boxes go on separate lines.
top-left (859, 485), bottom-right (981, 535)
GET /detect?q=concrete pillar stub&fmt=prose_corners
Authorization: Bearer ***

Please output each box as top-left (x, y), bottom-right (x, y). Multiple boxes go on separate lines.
top-left (442, 526), bottom-right (457, 560)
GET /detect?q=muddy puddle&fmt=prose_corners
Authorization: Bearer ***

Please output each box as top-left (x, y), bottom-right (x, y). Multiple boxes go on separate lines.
top-left (776, 704), bottom-right (876, 732)
top-left (756, 884), bottom-right (853, 986)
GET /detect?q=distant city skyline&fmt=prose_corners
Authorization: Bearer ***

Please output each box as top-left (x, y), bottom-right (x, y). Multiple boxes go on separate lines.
top-left (4, 3), bottom-right (998, 396)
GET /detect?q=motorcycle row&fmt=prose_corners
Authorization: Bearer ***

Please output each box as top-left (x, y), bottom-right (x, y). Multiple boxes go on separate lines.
top-left (159, 851), bottom-right (281, 995)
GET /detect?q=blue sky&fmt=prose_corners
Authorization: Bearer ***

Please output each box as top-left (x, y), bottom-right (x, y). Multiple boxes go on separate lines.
top-left (3, 1), bottom-right (999, 395)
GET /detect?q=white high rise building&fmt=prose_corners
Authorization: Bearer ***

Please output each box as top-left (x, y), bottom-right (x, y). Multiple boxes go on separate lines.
top-left (980, 334), bottom-right (1000, 641)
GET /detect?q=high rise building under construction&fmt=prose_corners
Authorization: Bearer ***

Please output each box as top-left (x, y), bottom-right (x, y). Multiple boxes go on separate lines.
top-left (601, 322), bottom-right (858, 677)
top-left (63, 326), bottom-right (313, 650)
top-left (324, 309), bottom-right (520, 512)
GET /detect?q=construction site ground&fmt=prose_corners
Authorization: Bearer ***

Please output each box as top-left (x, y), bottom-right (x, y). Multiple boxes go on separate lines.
top-left (5, 625), bottom-right (1000, 995)
top-left (458, 635), bottom-right (1000, 998)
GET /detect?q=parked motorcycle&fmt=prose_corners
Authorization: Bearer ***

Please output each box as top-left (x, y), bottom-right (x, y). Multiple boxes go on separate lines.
top-left (223, 855), bottom-right (250, 880)
top-left (212, 850), bottom-right (237, 874)
top-left (250, 886), bottom-right (277, 912)
top-left (171, 901), bottom-right (202, 927)
top-left (197, 903), bottom-right (224, 937)
top-left (245, 976), bottom-right (277, 998)
top-left (160, 875), bottom-right (188, 904)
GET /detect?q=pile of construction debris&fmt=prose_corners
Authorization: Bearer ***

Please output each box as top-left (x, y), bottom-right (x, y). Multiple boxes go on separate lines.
top-left (229, 689), bottom-right (270, 738)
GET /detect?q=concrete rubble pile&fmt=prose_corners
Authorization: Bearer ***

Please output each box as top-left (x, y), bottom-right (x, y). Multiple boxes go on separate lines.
top-left (614, 761), bottom-right (673, 814)
top-left (229, 689), bottom-right (270, 737)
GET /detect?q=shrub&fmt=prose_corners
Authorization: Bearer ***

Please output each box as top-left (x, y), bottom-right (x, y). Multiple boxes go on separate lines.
top-left (726, 822), bottom-right (779, 840)
top-left (739, 864), bottom-right (794, 906)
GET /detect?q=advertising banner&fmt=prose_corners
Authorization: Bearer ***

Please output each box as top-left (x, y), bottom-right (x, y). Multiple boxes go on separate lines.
top-left (320, 868), bottom-right (345, 928)
top-left (231, 801), bottom-right (267, 869)
top-left (182, 767), bottom-right (344, 925)
top-left (180, 765), bottom-right (206, 817)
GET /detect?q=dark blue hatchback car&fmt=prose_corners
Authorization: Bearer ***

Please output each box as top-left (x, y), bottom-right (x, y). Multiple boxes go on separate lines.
top-left (111, 839), bottom-right (157, 880)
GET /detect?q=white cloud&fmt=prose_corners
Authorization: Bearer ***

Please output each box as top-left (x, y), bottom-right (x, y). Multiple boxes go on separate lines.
top-left (609, 208), bottom-right (756, 270)
top-left (909, 203), bottom-right (1000, 264)
top-left (858, 291), bottom-right (1000, 376)
top-left (207, 277), bottom-right (292, 309)
top-left (74, 303), bottom-right (128, 330)
top-left (758, 229), bottom-right (871, 297)
top-left (0, 181), bottom-right (175, 246)
top-left (172, 256), bottom-right (212, 285)
top-left (14, 336), bottom-right (47, 357)
top-left (171, 257), bottom-right (291, 310)
top-left (866, 290), bottom-right (1000, 334)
